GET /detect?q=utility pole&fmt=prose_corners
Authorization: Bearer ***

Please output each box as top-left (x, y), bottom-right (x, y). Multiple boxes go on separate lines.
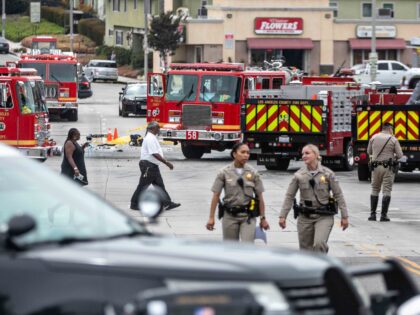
top-left (2, 0), bottom-right (5, 38)
top-left (143, 0), bottom-right (150, 79)
top-left (369, 0), bottom-right (378, 83)
top-left (70, 0), bottom-right (74, 52)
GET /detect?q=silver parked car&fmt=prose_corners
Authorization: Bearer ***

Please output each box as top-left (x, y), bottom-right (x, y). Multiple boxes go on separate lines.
top-left (84, 59), bottom-right (118, 82)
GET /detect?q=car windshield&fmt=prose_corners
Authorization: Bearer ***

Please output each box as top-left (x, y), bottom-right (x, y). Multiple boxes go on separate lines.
top-left (48, 63), bottom-right (77, 82)
top-left (91, 61), bottom-right (117, 68)
top-left (199, 75), bottom-right (241, 103)
top-left (166, 74), bottom-right (198, 101)
top-left (16, 81), bottom-right (38, 114)
top-left (126, 84), bottom-right (147, 96)
top-left (20, 62), bottom-right (47, 79)
top-left (0, 157), bottom-right (147, 247)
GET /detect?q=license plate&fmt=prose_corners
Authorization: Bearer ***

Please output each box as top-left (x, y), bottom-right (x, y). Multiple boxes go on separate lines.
top-left (278, 136), bottom-right (290, 143)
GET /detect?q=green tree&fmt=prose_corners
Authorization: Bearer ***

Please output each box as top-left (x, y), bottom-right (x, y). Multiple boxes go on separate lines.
top-left (147, 11), bottom-right (182, 73)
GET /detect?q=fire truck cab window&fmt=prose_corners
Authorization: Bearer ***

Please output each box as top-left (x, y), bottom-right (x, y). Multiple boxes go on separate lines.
top-left (16, 81), bottom-right (36, 115)
top-left (273, 77), bottom-right (283, 89)
top-left (48, 63), bottom-right (77, 82)
top-left (149, 75), bottom-right (164, 96)
top-left (30, 81), bottom-right (47, 113)
top-left (199, 75), bottom-right (240, 103)
top-left (20, 63), bottom-right (46, 79)
top-left (0, 84), bottom-right (11, 109)
top-left (166, 74), bottom-right (197, 101)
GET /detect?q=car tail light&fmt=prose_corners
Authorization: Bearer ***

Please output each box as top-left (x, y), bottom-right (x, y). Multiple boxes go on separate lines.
top-left (360, 153), bottom-right (367, 160)
top-left (81, 82), bottom-right (89, 87)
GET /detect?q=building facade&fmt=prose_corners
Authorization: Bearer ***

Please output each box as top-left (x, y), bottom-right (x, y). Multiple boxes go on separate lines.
top-left (103, 0), bottom-right (420, 74)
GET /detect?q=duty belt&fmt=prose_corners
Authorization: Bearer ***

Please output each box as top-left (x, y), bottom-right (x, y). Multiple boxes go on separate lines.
top-left (371, 159), bottom-right (397, 169)
top-left (225, 205), bottom-right (248, 216)
top-left (300, 206), bottom-right (335, 217)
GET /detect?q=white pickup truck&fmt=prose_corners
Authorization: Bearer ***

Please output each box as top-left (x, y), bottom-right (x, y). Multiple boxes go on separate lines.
top-left (353, 60), bottom-right (409, 88)
top-left (401, 67), bottom-right (420, 89)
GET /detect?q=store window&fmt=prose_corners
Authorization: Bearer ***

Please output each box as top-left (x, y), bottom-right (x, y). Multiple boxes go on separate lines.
top-left (329, 1), bottom-right (338, 18)
top-left (362, 3), bottom-right (372, 18)
top-left (115, 31), bottom-right (123, 46)
top-left (195, 46), bottom-right (203, 63)
top-left (352, 50), bottom-right (398, 65)
top-left (113, 0), bottom-right (120, 11)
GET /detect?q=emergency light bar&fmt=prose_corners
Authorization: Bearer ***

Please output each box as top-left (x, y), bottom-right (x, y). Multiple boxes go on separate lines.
top-left (21, 54), bottom-right (77, 62)
top-left (0, 67), bottom-right (38, 76)
top-left (170, 63), bottom-right (245, 71)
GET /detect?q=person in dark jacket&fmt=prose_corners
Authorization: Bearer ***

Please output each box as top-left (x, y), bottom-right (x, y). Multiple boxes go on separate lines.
top-left (61, 128), bottom-right (88, 186)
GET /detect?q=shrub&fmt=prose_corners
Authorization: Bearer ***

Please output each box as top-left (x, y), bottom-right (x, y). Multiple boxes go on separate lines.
top-left (6, 0), bottom-right (29, 14)
top-left (95, 45), bottom-right (131, 66)
top-left (5, 16), bottom-right (64, 42)
top-left (78, 18), bottom-right (105, 46)
top-left (41, 6), bottom-right (68, 27)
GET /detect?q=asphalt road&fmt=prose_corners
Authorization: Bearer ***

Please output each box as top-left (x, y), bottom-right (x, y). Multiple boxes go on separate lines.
top-left (45, 81), bottom-right (420, 291)
top-left (0, 52), bottom-right (20, 65)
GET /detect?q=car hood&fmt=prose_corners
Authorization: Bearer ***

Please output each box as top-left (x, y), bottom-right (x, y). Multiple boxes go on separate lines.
top-left (22, 236), bottom-right (342, 284)
top-left (123, 95), bottom-right (146, 101)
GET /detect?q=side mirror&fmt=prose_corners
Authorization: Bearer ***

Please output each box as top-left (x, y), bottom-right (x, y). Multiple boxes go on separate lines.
top-left (7, 214), bottom-right (36, 238)
top-left (137, 187), bottom-right (165, 221)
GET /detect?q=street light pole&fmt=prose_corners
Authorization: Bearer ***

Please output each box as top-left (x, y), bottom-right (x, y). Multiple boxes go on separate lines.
top-left (70, 0), bottom-right (74, 53)
top-left (369, 0), bottom-right (378, 83)
top-left (143, 0), bottom-right (150, 79)
top-left (2, 0), bottom-right (6, 38)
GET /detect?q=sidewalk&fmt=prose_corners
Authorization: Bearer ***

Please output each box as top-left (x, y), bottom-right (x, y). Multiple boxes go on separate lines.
top-left (6, 39), bottom-right (23, 52)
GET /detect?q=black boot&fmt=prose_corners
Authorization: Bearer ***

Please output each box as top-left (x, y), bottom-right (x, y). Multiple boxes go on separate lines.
top-left (380, 196), bottom-right (391, 222)
top-left (368, 195), bottom-right (379, 221)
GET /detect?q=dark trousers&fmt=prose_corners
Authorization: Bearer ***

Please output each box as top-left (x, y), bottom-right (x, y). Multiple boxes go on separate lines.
top-left (131, 160), bottom-right (171, 207)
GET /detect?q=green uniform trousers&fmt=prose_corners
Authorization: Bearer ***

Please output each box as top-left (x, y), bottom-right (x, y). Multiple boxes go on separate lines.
top-left (222, 213), bottom-right (256, 242)
top-left (297, 214), bottom-right (334, 253)
top-left (371, 165), bottom-right (395, 197)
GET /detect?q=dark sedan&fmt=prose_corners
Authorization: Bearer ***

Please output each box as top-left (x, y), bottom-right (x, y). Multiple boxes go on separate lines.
top-left (119, 82), bottom-right (147, 117)
top-left (0, 143), bottom-right (418, 315)
top-left (78, 73), bottom-right (93, 99)
top-left (0, 37), bottom-right (9, 54)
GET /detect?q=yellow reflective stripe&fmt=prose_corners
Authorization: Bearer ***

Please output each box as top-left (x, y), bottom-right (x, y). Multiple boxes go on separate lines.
top-left (300, 105), bottom-right (311, 131)
top-left (312, 106), bottom-right (322, 132)
top-left (1, 140), bottom-right (38, 145)
top-left (395, 111), bottom-right (406, 140)
top-left (256, 105), bottom-right (267, 131)
top-left (357, 111), bottom-right (368, 140)
top-left (246, 104), bottom-right (256, 131)
top-left (382, 111), bottom-right (393, 123)
top-left (290, 105), bottom-right (300, 132)
top-left (407, 111), bottom-right (419, 140)
top-left (369, 111), bottom-right (381, 136)
top-left (267, 105), bottom-right (278, 131)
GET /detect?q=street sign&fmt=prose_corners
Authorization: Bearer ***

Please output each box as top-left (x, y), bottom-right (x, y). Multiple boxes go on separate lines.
top-left (30, 2), bottom-right (41, 23)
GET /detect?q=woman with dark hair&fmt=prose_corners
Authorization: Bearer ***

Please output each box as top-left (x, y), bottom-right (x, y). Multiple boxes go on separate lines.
top-left (206, 142), bottom-right (269, 242)
top-left (61, 128), bottom-right (88, 185)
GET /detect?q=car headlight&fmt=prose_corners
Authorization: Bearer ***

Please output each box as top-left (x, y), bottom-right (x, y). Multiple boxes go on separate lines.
top-left (165, 280), bottom-right (290, 313)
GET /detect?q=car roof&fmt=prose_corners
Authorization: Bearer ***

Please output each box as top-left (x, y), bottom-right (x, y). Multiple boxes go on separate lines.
top-left (0, 143), bottom-right (22, 157)
top-left (89, 60), bottom-right (116, 63)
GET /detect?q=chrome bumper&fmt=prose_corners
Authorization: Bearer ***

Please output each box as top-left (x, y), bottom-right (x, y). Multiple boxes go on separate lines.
top-left (18, 146), bottom-right (49, 159)
top-left (161, 129), bottom-right (241, 142)
top-left (47, 101), bottom-right (78, 110)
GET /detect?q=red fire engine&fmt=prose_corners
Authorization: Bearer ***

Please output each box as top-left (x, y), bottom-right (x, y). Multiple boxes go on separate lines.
top-left (31, 36), bottom-right (58, 54)
top-left (0, 67), bottom-right (52, 160)
top-left (243, 81), bottom-right (365, 171)
top-left (147, 63), bottom-right (293, 159)
top-left (17, 54), bottom-right (78, 121)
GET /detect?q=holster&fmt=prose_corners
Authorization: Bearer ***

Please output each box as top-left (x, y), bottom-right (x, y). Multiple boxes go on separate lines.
top-left (217, 200), bottom-right (225, 220)
top-left (293, 198), bottom-right (301, 219)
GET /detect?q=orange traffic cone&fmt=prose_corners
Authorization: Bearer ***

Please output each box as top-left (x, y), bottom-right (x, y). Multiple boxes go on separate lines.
top-left (113, 128), bottom-right (119, 140)
top-left (107, 128), bottom-right (113, 142)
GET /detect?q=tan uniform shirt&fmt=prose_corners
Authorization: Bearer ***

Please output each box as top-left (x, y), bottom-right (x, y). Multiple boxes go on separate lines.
top-left (211, 162), bottom-right (264, 207)
top-left (280, 164), bottom-right (348, 218)
top-left (367, 132), bottom-right (403, 162)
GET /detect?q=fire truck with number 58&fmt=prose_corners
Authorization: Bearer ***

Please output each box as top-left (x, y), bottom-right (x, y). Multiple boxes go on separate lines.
top-left (147, 63), bottom-right (297, 159)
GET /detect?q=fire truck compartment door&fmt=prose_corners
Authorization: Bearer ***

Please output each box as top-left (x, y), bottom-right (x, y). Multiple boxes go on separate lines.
top-left (355, 105), bottom-right (420, 141)
top-left (244, 99), bottom-right (324, 133)
top-left (147, 73), bottom-right (166, 121)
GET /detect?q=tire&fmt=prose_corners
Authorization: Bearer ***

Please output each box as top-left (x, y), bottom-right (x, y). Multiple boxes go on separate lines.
top-left (118, 103), bottom-right (122, 116)
top-left (409, 78), bottom-right (420, 89)
top-left (122, 105), bottom-right (128, 117)
top-left (181, 143), bottom-right (204, 159)
top-left (265, 158), bottom-right (290, 171)
top-left (342, 141), bottom-right (354, 171)
top-left (357, 164), bottom-right (370, 181)
top-left (68, 110), bottom-right (78, 122)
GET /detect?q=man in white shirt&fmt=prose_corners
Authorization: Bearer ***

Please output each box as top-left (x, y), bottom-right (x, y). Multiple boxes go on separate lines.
top-left (130, 121), bottom-right (180, 211)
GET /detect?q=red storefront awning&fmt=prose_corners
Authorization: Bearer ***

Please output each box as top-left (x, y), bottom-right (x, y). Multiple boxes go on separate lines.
top-left (247, 38), bottom-right (314, 49)
top-left (349, 38), bottom-right (406, 50)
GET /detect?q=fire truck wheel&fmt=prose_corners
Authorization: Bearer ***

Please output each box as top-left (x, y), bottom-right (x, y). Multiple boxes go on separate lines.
top-left (181, 143), bottom-right (204, 159)
top-left (265, 158), bottom-right (290, 171)
top-left (342, 142), bottom-right (354, 171)
top-left (68, 110), bottom-right (78, 122)
top-left (357, 164), bottom-right (370, 181)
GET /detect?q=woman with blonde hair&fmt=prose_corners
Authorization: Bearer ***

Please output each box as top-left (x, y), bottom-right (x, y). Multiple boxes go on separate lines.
top-left (279, 144), bottom-right (349, 253)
